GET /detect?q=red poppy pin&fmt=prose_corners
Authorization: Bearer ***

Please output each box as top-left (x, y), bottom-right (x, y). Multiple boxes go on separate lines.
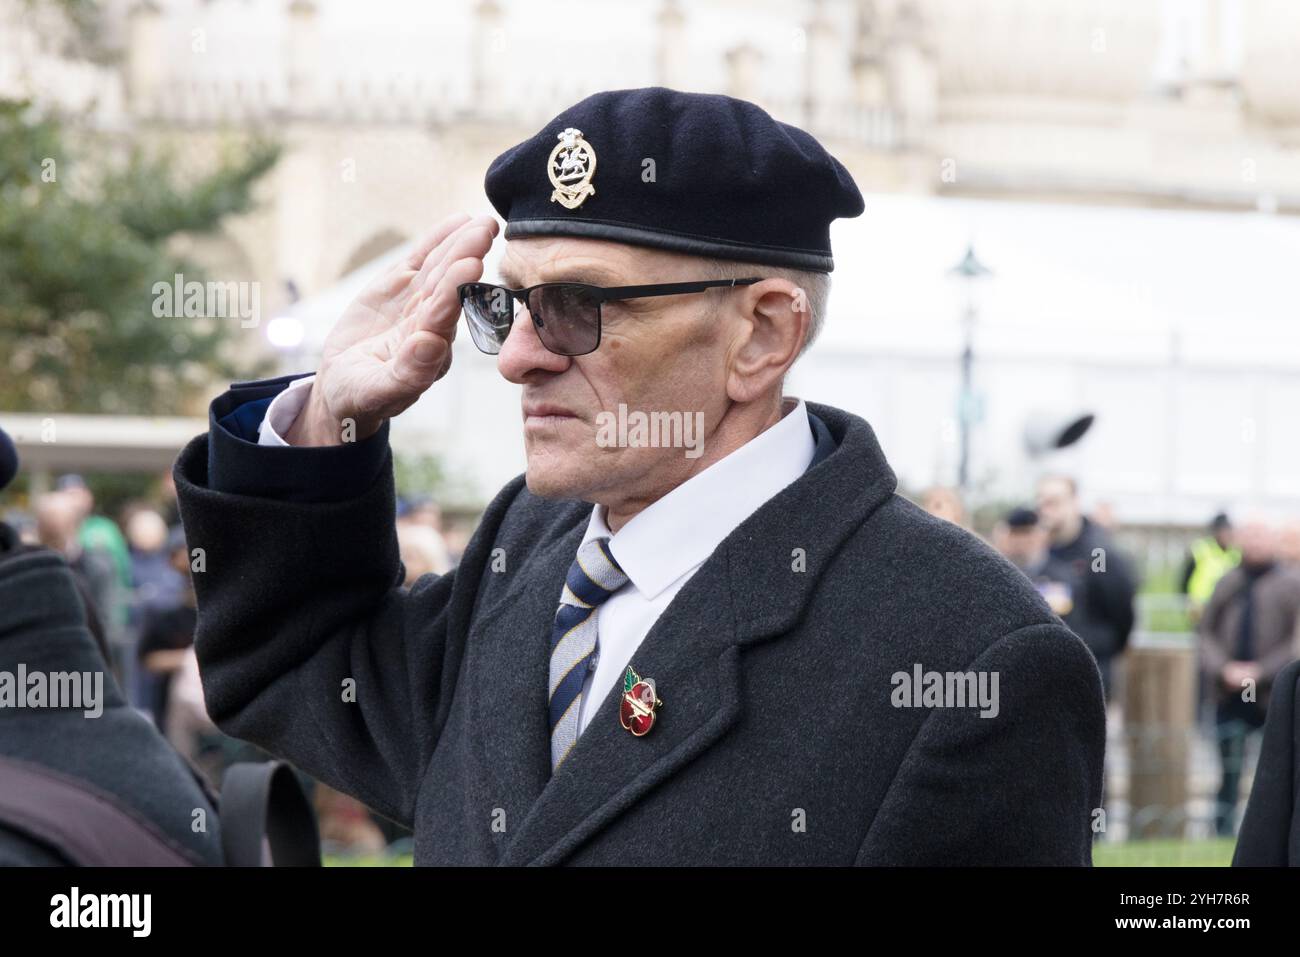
top-left (619, 666), bottom-right (662, 737)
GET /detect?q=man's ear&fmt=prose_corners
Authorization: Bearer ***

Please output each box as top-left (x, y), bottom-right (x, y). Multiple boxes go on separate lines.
top-left (726, 280), bottom-right (808, 403)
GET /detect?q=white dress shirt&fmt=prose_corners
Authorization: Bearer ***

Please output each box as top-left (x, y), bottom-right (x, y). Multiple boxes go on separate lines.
top-left (257, 379), bottom-right (817, 736)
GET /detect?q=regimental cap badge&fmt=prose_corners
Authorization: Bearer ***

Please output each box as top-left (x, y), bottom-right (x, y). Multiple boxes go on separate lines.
top-left (547, 127), bottom-right (597, 210)
top-left (619, 666), bottom-right (662, 737)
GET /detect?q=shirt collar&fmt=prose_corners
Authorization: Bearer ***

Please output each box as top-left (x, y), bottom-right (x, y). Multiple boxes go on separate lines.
top-left (581, 398), bottom-right (816, 600)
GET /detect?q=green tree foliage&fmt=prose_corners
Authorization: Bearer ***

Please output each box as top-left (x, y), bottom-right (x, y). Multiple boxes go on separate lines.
top-left (0, 98), bottom-right (279, 413)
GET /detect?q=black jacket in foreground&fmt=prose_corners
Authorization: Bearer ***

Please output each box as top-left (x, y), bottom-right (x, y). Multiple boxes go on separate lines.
top-left (0, 531), bottom-right (223, 866)
top-left (1234, 657), bottom-right (1300, 865)
top-left (174, 384), bottom-right (1106, 865)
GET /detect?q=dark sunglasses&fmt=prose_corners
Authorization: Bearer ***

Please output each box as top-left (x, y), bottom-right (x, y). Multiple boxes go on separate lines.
top-left (457, 278), bottom-right (762, 357)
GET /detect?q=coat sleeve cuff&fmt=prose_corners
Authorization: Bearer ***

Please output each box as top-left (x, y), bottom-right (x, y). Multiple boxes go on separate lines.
top-left (207, 373), bottom-right (390, 503)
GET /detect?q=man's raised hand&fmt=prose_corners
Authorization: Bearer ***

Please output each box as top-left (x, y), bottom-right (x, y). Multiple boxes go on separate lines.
top-left (286, 214), bottom-right (499, 446)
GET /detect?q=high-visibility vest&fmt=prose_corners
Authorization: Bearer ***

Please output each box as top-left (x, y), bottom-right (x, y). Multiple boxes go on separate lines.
top-left (1187, 537), bottom-right (1240, 605)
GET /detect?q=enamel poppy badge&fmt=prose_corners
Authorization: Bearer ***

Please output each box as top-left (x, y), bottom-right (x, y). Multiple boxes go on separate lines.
top-left (619, 666), bottom-right (662, 737)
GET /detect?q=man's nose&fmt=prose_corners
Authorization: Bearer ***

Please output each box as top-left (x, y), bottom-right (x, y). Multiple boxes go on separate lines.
top-left (497, 307), bottom-right (571, 383)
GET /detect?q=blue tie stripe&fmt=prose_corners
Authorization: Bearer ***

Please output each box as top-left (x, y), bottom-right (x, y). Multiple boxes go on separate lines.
top-left (549, 644), bottom-right (595, 730)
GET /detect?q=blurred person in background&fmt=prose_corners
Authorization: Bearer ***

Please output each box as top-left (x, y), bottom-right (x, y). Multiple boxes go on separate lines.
top-left (920, 485), bottom-right (967, 529)
top-left (54, 474), bottom-right (132, 684)
top-left (395, 497), bottom-right (453, 576)
top-left (402, 496), bottom-right (443, 531)
top-left (1181, 512), bottom-right (1240, 624)
top-left (1276, 518), bottom-right (1300, 570)
top-left (57, 473), bottom-right (132, 594)
top-left (34, 491), bottom-right (114, 649)
top-left (994, 506), bottom-right (1076, 622)
top-left (397, 520), bottom-right (453, 582)
top-left (1199, 517), bottom-right (1300, 836)
top-left (137, 527), bottom-right (198, 731)
top-left (1035, 474), bottom-right (1138, 700)
top-left (993, 506), bottom-right (1045, 573)
top-left (124, 505), bottom-right (185, 709)
top-left (125, 506), bottom-right (184, 613)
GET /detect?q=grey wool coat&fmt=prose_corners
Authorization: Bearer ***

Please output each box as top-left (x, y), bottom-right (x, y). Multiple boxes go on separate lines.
top-left (175, 375), bottom-right (1105, 865)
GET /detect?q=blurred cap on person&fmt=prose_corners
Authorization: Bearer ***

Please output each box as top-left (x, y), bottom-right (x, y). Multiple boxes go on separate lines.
top-left (1005, 506), bottom-right (1038, 529)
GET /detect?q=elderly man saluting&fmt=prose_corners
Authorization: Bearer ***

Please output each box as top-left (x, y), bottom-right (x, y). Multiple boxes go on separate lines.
top-left (176, 88), bottom-right (1104, 865)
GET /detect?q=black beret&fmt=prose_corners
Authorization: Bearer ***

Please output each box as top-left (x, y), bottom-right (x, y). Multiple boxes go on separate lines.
top-left (485, 87), bottom-right (864, 273)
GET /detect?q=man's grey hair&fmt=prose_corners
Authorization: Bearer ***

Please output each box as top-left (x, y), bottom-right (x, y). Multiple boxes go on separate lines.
top-left (699, 258), bottom-right (831, 359)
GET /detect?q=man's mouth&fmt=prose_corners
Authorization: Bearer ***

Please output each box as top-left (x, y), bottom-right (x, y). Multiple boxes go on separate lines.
top-left (522, 402), bottom-right (579, 425)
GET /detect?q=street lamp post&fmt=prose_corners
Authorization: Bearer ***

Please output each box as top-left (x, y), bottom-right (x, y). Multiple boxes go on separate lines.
top-left (948, 244), bottom-right (993, 493)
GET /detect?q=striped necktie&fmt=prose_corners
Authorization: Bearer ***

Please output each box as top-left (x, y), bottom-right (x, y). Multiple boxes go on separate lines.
top-left (549, 537), bottom-right (628, 770)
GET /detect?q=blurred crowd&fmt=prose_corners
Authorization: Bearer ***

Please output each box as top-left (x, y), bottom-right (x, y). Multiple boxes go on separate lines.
top-left (2, 473), bottom-right (464, 857)
top-left (920, 476), bottom-right (1300, 839)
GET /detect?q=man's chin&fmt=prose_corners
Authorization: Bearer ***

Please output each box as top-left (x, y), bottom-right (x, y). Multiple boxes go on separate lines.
top-left (523, 463), bottom-right (592, 502)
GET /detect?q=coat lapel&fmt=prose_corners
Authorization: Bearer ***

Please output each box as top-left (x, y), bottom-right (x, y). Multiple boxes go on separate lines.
top-left (468, 518), bottom-right (586, 843)
top-left (498, 402), bottom-right (898, 865)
